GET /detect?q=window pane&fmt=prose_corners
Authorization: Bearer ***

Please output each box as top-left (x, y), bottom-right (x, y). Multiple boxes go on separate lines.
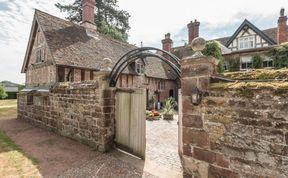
top-left (247, 62), bottom-right (252, 68)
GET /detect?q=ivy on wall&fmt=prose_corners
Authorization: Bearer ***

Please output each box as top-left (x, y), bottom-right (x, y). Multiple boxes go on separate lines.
top-left (267, 42), bottom-right (288, 69)
top-left (203, 40), bottom-right (225, 73)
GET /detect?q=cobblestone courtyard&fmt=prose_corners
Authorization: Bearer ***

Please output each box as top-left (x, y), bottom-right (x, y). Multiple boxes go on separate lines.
top-left (146, 115), bottom-right (182, 172)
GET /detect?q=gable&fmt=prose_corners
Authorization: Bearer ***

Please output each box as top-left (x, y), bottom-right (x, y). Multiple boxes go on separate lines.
top-left (226, 19), bottom-right (276, 50)
top-left (21, 12), bottom-right (54, 73)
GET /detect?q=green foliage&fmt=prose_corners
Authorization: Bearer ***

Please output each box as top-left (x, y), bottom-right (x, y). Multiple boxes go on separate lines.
top-left (203, 40), bottom-right (225, 73)
top-left (162, 97), bottom-right (176, 115)
top-left (252, 55), bottom-right (263, 69)
top-left (228, 58), bottom-right (240, 72)
top-left (55, 0), bottom-right (130, 41)
top-left (267, 42), bottom-right (288, 68)
top-left (0, 85), bottom-right (8, 99)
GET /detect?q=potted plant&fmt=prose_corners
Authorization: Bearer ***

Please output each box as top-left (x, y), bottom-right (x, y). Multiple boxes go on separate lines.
top-left (162, 98), bottom-right (176, 120)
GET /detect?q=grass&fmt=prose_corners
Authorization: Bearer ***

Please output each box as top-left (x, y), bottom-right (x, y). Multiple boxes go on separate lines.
top-left (221, 68), bottom-right (288, 80)
top-left (0, 99), bottom-right (17, 107)
top-left (0, 99), bottom-right (17, 118)
top-left (0, 130), bottom-right (40, 178)
top-left (211, 81), bottom-right (288, 90)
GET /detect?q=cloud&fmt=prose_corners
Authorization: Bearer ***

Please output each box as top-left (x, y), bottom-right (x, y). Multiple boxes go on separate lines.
top-left (0, 0), bottom-right (287, 84)
top-left (0, 0), bottom-right (73, 84)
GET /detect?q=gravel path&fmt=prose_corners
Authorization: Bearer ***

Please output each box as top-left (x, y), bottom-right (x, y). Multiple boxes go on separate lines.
top-left (146, 115), bottom-right (182, 172)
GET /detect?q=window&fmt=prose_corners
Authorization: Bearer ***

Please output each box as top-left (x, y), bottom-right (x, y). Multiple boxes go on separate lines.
top-left (27, 94), bottom-right (34, 105)
top-left (158, 80), bottom-right (165, 90)
top-left (240, 56), bottom-right (252, 70)
top-left (81, 69), bottom-right (85, 81)
top-left (239, 36), bottom-right (254, 50)
top-left (169, 89), bottom-right (174, 98)
top-left (224, 61), bottom-right (229, 71)
top-left (57, 67), bottom-right (65, 82)
top-left (263, 57), bottom-right (273, 68)
top-left (36, 49), bottom-right (41, 63)
top-left (90, 71), bottom-right (94, 80)
top-left (136, 63), bottom-right (145, 74)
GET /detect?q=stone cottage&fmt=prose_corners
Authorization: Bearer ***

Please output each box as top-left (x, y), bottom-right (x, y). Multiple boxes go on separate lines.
top-left (21, 0), bottom-right (177, 106)
top-left (166, 8), bottom-right (288, 71)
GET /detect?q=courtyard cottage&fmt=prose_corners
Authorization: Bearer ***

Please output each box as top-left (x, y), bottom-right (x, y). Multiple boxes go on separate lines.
top-left (18, 0), bottom-right (288, 177)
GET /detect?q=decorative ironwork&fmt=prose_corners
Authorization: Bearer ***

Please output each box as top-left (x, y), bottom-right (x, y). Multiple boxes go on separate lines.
top-left (109, 47), bottom-right (181, 87)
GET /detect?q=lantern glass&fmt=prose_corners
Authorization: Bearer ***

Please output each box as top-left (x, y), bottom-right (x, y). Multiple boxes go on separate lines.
top-left (191, 87), bottom-right (201, 105)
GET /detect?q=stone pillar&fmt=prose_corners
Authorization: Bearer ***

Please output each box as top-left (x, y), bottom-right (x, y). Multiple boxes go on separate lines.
top-left (180, 38), bottom-right (237, 177)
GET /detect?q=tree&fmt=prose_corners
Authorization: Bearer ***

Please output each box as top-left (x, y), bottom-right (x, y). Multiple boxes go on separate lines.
top-left (202, 40), bottom-right (225, 73)
top-left (267, 42), bottom-right (288, 68)
top-left (0, 85), bottom-right (8, 99)
top-left (55, 0), bottom-right (130, 41)
top-left (252, 55), bottom-right (263, 69)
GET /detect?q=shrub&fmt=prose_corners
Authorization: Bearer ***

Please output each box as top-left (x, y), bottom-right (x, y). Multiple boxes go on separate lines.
top-left (267, 42), bottom-right (288, 68)
top-left (252, 55), bottom-right (263, 69)
top-left (0, 85), bottom-right (8, 99)
top-left (162, 97), bottom-right (176, 115)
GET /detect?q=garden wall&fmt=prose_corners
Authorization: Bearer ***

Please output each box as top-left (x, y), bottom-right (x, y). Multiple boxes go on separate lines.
top-left (180, 55), bottom-right (288, 177)
top-left (18, 73), bottom-right (115, 152)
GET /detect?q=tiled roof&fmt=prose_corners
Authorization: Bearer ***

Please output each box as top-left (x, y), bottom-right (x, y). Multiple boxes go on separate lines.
top-left (34, 10), bottom-right (174, 80)
top-left (172, 24), bottom-right (288, 59)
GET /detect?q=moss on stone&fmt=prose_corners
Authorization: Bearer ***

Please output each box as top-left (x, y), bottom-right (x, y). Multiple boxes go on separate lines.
top-left (211, 81), bottom-right (288, 90)
top-left (221, 68), bottom-right (288, 80)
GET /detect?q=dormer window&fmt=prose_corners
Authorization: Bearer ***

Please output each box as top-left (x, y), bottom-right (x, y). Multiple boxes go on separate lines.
top-left (135, 62), bottom-right (145, 74)
top-left (239, 36), bottom-right (254, 49)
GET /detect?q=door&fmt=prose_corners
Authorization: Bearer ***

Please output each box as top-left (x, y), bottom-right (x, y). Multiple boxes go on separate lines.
top-left (115, 88), bottom-right (146, 159)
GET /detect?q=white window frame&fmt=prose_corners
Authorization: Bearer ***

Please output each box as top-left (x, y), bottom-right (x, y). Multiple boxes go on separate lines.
top-left (240, 56), bottom-right (252, 70)
top-left (238, 36), bottom-right (255, 50)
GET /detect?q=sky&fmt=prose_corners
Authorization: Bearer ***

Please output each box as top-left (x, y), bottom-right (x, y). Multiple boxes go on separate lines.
top-left (0, 0), bottom-right (287, 84)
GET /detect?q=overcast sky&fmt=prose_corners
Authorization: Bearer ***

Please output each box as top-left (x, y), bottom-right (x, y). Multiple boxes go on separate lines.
top-left (0, 0), bottom-right (287, 84)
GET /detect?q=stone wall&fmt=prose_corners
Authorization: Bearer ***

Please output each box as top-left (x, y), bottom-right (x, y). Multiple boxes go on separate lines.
top-left (18, 73), bottom-right (115, 152)
top-left (180, 55), bottom-right (288, 177)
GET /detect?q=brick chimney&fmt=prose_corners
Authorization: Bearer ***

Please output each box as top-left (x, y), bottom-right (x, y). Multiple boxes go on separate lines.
top-left (81, 0), bottom-right (97, 31)
top-left (187, 20), bottom-right (200, 45)
top-left (162, 33), bottom-right (173, 52)
top-left (277, 8), bottom-right (287, 44)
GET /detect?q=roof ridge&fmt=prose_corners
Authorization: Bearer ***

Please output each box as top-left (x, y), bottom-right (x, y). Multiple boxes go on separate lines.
top-left (35, 9), bottom-right (136, 48)
top-left (35, 9), bottom-right (78, 25)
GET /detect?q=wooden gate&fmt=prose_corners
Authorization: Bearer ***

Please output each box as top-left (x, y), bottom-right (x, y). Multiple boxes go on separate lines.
top-left (115, 88), bottom-right (146, 159)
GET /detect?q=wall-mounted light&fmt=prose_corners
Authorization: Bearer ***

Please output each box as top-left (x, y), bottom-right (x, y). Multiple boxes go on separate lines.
top-left (191, 87), bottom-right (202, 105)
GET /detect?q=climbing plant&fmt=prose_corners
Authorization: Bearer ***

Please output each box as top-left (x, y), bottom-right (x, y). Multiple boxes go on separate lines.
top-left (252, 55), bottom-right (263, 69)
top-left (267, 42), bottom-right (288, 68)
top-left (203, 40), bottom-right (225, 73)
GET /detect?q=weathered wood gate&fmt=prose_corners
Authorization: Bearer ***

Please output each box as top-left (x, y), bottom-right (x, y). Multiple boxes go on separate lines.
top-left (115, 88), bottom-right (146, 159)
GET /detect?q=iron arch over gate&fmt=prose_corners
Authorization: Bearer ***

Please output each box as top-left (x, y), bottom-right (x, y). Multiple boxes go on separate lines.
top-left (108, 47), bottom-right (181, 87)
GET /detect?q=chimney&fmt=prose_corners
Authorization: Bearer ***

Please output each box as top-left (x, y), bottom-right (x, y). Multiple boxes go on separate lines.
top-left (187, 20), bottom-right (200, 45)
top-left (162, 33), bottom-right (173, 52)
top-left (81, 0), bottom-right (97, 31)
top-left (277, 8), bottom-right (287, 44)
